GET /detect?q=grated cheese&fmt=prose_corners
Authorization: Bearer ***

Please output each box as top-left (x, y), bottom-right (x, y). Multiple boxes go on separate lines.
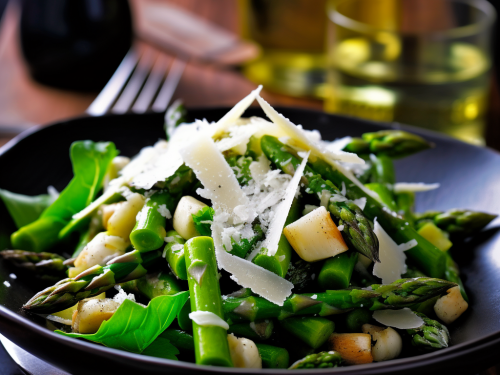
top-left (373, 308), bottom-right (424, 329)
top-left (249, 152), bottom-right (310, 258)
top-left (157, 204), bottom-right (172, 219)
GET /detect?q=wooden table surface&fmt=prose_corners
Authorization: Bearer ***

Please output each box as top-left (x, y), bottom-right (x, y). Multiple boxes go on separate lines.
top-left (0, 0), bottom-right (499, 374)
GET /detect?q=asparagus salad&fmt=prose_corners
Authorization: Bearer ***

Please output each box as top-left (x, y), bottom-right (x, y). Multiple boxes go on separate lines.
top-left (1, 86), bottom-right (497, 369)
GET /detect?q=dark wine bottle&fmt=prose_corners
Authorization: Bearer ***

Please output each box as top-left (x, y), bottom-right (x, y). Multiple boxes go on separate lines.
top-left (19, 0), bottom-right (133, 91)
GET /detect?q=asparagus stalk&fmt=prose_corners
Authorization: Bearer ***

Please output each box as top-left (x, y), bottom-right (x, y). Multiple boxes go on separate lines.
top-left (261, 135), bottom-right (380, 263)
top-left (0, 250), bottom-right (67, 276)
top-left (279, 317), bottom-right (334, 349)
top-left (22, 250), bottom-right (160, 313)
top-left (318, 252), bottom-right (358, 290)
top-left (343, 308), bottom-right (372, 333)
top-left (130, 190), bottom-right (177, 252)
top-left (289, 351), bottom-right (343, 369)
top-left (255, 344), bottom-right (290, 369)
top-left (407, 312), bottom-right (450, 351)
top-left (252, 199), bottom-right (301, 277)
top-left (414, 209), bottom-right (497, 239)
top-left (444, 252), bottom-right (468, 302)
top-left (121, 271), bottom-right (183, 299)
top-left (343, 130), bottom-right (433, 158)
top-left (365, 183), bottom-right (398, 211)
top-left (160, 329), bottom-right (195, 352)
top-left (184, 237), bottom-right (233, 367)
top-left (395, 191), bottom-right (416, 226)
top-left (228, 320), bottom-right (274, 341)
top-left (308, 156), bottom-right (446, 278)
top-left (163, 230), bottom-right (187, 280)
top-left (368, 155), bottom-right (396, 184)
top-left (223, 278), bottom-right (456, 322)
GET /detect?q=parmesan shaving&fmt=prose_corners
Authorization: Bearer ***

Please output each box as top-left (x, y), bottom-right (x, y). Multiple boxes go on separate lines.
top-left (209, 86), bottom-right (262, 138)
top-left (393, 183), bottom-right (440, 193)
top-left (256, 95), bottom-right (364, 164)
top-left (249, 152), bottom-right (310, 258)
top-left (189, 311), bottom-right (229, 330)
top-left (372, 219), bottom-right (407, 284)
top-left (179, 135), bottom-right (251, 218)
top-left (372, 308), bottom-right (424, 329)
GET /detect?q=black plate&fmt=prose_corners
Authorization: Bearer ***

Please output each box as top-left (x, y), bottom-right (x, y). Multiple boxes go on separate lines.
top-left (0, 108), bottom-right (499, 375)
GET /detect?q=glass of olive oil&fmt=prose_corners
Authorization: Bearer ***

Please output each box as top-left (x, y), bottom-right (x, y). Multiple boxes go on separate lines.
top-left (239, 0), bottom-right (328, 98)
top-left (325, 0), bottom-right (496, 145)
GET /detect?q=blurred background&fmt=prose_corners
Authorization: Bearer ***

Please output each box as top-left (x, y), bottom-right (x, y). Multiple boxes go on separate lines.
top-left (0, 0), bottom-right (498, 149)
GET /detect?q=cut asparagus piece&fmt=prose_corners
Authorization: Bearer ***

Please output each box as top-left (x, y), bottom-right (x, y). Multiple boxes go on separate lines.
top-left (184, 237), bottom-right (233, 367)
top-left (256, 344), bottom-right (290, 369)
top-left (163, 230), bottom-right (187, 280)
top-left (22, 250), bottom-right (160, 313)
top-left (289, 351), bottom-right (343, 369)
top-left (130, 190), bottom-right (176, 252)
top-left (252, 199), bottom-right (300, 277)
top-left (318, 251), bottom-right (358, 290)
top-left (407, 312), bottom-right (450, 351)
top-left (279, 317), bottom-right (334, 349)
top-left (343, 130), bottom-right (433, 158)
top-left (415, 209), bottom-right (497, 239)
top-left (228, 320), bottom-right (274, 341)
top-left (121, 271), bottom-right (183, 299)
top-left (261, 135), bottom-right (380, 262)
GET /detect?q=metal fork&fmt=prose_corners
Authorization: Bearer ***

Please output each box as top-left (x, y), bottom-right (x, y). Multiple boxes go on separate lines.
top-left (87, 44), bottom-right (186, 116)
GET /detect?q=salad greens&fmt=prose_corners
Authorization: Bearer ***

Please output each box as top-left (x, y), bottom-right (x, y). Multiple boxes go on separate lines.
top-left (56, 292), bottom-right (188, 356)
top-left (2, 93), bottom-right (497, 370)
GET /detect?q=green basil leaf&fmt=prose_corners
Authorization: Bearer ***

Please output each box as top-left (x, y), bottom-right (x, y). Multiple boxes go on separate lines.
top-left (11, 141), bottom-right (118, 252)
top-left (55, 291), bottom-right (189, 354)
top-left (192, 206), bottom-right (214, 236)
top-left (141, 336), bottom-right (179, 360)
top-left (0, 189), bottom-right (55, 229)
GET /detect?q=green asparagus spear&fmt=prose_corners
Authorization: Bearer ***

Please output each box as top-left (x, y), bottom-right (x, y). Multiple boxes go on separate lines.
top-left (368, 155), bottom-right (396, 184)
top-left (286, 259), bottom-right (321, 293)
top-left (184, 237), bottom-right (233, 367)
top-left (121, 271), bottom-right (183, 299)
top-left (407, 312), bottom-right (450, 351)
top-left (0, 250), bottom-right (67, 277)
top-left (395, 191), bottom-right (415, 226)
top-left (130, 190), bottom-right (177, 252)
top-left (414, 209), bottom-right (497, 239)
top-left (261, 135), bottom-right (380, 262)
top-left (289, 351), bottom-right (343, 369)
top-left (160, 329), bottom-right (195, 352)
top-left (308, 156), bottom-right (446, 278)
top-left (223, 278), bottom-right (456, 322)
top-left (343, 130), bottom-right (433, 158)
top-left (22, 250), bottom-right (160, 313)
top-left (365, 183), bottom-right (398, 211)
top-left (256, 344), bottom-right (290, 369)
top-left (318, 252), bottom-right (358, 290)
top-left (280, 317), bottom-right (334, 349)
top-left (252, 199), bottom-right (301, 277)
top-left (163, 230), bottom-right (187, 280)
top-left (228, 320), bottom-right (274, 341)
top-left (444, 252), bottom-right (468, 302)
top-left (343, 308), bottom-right (372, 332)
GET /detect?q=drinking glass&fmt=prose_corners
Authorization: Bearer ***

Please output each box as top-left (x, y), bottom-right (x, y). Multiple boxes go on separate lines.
top-left (325, 0), bottom-right (496, 145)
top-left (239, 0), bottom-right (327, 98)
